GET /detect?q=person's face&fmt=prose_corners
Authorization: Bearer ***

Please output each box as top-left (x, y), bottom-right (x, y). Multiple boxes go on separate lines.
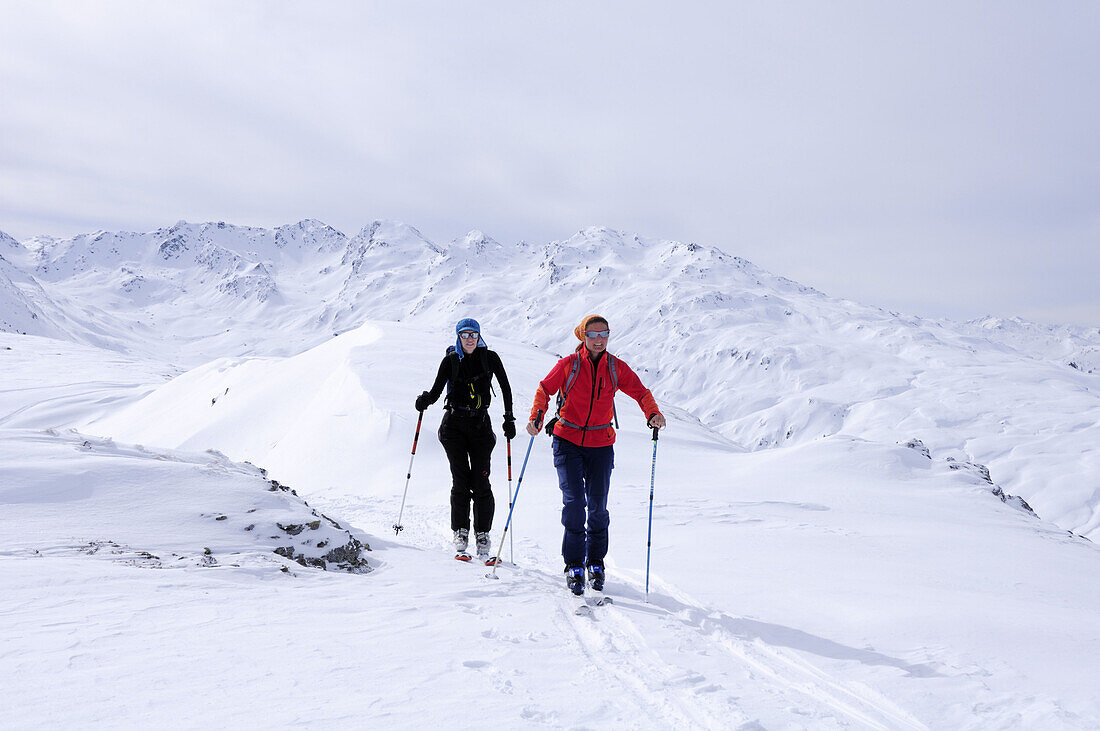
top-left (583, 322), bottom-right (609, 355)
top-left (458, 330), bottom-right (479, 354)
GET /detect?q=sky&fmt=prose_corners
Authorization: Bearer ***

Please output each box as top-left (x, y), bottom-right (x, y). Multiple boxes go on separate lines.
top-left (1, 1), bottom-right (1098, 327)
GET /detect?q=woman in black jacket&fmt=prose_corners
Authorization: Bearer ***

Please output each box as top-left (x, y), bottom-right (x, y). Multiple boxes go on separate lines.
top-left (415, 317), bottom-right (515, 562)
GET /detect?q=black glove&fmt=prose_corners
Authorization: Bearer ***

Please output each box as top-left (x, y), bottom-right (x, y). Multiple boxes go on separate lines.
top-left (544, 416), bottom-right (558, 436)
top-left (415, 391), bottom-right (432, 412)
top-left (502, 413), bottom-right (516, 440)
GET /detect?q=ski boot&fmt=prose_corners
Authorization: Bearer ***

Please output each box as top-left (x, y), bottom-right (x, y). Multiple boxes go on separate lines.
top-left (565, 565), bottom-right (586, 596)
top-left (587, 563), bottom-right (605, 592)
top-left (475, 531), bottom-right (492, 563)
top-left (454, 529), bottom-right (471, 561)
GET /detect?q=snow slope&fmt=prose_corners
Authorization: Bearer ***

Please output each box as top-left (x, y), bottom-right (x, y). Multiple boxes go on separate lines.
top-left (3, 324), bottom-right (1100, 728)
top-left (0, 254), bottom-right (61, 338)
top-left (0, 428), bottom-right (370, 573)
top-left (0, 229), bottom-right (27, 265)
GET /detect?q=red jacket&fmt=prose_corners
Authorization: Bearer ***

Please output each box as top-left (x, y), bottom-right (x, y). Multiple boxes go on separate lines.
top-left (530, 347), bottom-right (662, 447)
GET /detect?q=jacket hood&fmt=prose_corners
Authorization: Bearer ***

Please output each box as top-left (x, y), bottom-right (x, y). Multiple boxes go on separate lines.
top-left (455, 317), bottom-right (487, 359)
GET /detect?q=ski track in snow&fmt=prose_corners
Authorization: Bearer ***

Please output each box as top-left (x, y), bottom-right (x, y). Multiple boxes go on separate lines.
top-left (323, 494), bottom-right (935, 729)
top-left (322, 483), bottom-right (1099, 729)
top-left (327, 496), bottom-right (745, 727)
top-left (543, 568), bottom-right (926, 730)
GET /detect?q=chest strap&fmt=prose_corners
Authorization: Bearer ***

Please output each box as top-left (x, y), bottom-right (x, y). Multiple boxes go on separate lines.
top-left (557, 417), bottom-right (613, 431)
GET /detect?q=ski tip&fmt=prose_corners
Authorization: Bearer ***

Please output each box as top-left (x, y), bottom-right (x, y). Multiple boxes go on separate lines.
top-left (483, 557), bottom-right (502, 566)
top-left (454, 553), bottom-right (472, 562)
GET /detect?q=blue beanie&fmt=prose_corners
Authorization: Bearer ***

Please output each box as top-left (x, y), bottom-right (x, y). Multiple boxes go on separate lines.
top-left (455, 317), bottom-right (487, 359)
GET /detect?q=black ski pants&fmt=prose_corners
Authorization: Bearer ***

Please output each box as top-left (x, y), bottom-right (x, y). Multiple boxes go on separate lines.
top-left (438, 410), bottom-right (497, 533)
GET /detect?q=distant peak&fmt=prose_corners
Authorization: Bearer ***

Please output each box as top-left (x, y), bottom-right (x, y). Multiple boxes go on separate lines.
top-left (578, 225), bottom-right (621, 237)
top-left (355, 220), bottom-right (442, 253)
top-left (0, 229), bottom-right (23, 252)
top-left (278, 218), bottom-right (340, 233)
top-left (969, 316), bottom-right (1030, 331)
top-left (457, 229), bottom-right (501, 253)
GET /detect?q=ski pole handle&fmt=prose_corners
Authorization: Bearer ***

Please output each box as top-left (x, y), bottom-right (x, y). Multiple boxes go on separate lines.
top-left (507, 439), bottom-right (514, 563)
top-left (412, 410), bottom-right (424, 454)
top-left (652, 426), bottom-right (659, 441)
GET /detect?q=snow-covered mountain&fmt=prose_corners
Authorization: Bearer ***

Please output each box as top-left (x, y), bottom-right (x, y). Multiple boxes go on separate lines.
top-left (3, 218), bottom-right (1100, 727)
top-left (0, 251), bottom-right (70, 339)
top-left (4, 220), bottom-right (1099, 539)
top-left (0, 228), bottom-right (25, 259)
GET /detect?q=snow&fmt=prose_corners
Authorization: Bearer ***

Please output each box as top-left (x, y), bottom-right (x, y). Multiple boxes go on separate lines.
top-left (2, 220), bottom-right (1100, 727)
top-left (0, 428), bottom-right (368, 573)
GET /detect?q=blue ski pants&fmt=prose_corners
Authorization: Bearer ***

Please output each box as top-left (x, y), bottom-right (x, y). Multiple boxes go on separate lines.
top-left (552, 436), bottom-right (615, 567)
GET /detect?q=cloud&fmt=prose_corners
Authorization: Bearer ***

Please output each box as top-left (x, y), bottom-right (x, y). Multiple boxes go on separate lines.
top-left (1, 0), bottom-right (1098, 325)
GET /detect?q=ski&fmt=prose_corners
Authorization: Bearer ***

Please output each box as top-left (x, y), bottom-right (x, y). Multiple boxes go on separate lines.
top-left (483, 556), bottom-right (502, 566)
top-left (569, 588), bottom-right (612, 615)
top-left (590, 591), bottom-right (612, 607)
top-left (572, 595), bottom-right (612, 615)
top-left (454, 552), bottom-right (472, 562)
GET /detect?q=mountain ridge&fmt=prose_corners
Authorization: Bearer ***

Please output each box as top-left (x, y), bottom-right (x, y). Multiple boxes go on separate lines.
top-left (2, 219), bottom-right (1099, 538)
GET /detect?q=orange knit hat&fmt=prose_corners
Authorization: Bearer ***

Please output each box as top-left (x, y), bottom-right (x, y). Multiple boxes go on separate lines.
top-left (574, 314), bottom-right (609, 341)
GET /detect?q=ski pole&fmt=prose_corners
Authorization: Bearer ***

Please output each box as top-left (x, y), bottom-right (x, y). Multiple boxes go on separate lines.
top-left (393, 409), bottom-right (424, 535)
top-left (645, 425), bottom-right (659, 602)
top-left (487, 410), bottom-right (541, 579)
top-left (506, 439), bottom-right (514, 564)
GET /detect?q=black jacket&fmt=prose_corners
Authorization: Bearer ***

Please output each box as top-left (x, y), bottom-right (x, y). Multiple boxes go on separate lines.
top-left (425, 348), bottom-right (513, 416)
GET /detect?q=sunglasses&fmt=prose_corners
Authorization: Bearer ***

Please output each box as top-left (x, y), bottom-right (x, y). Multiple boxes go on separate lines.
top-left (585, 330), bottom-right (610, 339)
top-left (458, 331), bottom-right (479, 340)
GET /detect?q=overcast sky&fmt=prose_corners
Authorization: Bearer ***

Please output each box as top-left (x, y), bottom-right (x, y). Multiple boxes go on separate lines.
top-left (2, 1), bottom-right (1098, 326)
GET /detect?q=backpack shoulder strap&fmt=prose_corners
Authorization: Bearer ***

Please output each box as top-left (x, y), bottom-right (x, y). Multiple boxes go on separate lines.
top-left (607, 354), bottom-right (619, 428)
top-left (445, 347), bottom-right (459, 396)
top-left (561, 353), bottom-right (582, 399)
top-left (554, 354), bottom-right (581, 415)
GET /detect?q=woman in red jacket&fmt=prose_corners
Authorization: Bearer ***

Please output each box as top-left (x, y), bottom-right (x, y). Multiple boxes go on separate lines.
top-left (526, 314), bottom-right (665, 595)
